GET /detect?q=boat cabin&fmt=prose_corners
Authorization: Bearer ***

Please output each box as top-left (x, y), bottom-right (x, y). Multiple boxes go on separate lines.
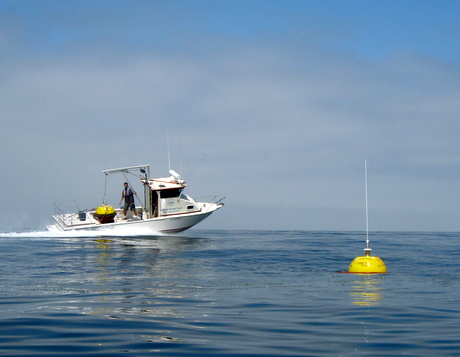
top-left (141, 170), bottom-right (201, 219)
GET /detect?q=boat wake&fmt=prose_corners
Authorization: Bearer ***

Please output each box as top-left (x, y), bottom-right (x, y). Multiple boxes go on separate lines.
top-left (0, 228), bottom-right (207, 252)
top-left (0, 226), bottom-right (167, 239)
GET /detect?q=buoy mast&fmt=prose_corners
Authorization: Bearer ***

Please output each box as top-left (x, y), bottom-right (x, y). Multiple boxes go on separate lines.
top-left (347, 159), bottom-right (387, 273)
top-left (364, 159), bottom-right (371, 257)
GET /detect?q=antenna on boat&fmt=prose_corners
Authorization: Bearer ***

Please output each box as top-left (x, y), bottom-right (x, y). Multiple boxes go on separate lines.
top-left (167, 129), bottom-right (171, 172)
top-left (341, 159), bottom-right (387, 274)
top-left (179, 136), bottom-right (182, 176)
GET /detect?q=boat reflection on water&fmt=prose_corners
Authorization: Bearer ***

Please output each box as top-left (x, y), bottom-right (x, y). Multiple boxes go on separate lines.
top-left (350, 275), bottom-right (384, 306)
top-left (81, 235), bottom-right (213, 319)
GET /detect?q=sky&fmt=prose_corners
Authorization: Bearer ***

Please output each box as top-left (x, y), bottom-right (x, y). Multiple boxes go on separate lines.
top-left (0, 0), bottom-right (459, 232)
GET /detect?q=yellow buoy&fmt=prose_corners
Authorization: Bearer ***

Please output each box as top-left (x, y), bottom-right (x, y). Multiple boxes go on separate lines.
top-left (348, 248), bottom-right (387, 274)
top-left (95, 204), bottom-right (116, 224)
top-left (96, 205), bottom-right (116, 215)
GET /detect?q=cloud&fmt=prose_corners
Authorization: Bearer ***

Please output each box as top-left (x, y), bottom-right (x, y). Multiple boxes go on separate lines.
top-left (1, 3), bottom-right (459, 232)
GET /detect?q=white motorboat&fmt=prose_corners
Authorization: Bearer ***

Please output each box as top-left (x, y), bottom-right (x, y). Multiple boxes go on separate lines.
top-left (47, 165), bottom-right (224, 233)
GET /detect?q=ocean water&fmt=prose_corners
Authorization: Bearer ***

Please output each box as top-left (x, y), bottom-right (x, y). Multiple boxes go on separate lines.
top-left (0, 229), bottom-right (459, 356)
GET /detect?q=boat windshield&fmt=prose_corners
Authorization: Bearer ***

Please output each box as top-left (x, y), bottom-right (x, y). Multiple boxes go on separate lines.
top-left (159, 188), bottom-right (183, 199)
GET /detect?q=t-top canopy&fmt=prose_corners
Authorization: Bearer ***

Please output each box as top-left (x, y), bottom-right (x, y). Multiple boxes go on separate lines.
top-left (146, 177), bottom-right (187, 191)
top-left (102, 165), bottom-right (150, 175)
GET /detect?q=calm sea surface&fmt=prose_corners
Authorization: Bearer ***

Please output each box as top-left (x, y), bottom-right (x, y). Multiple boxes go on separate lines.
top-left (0, 229), bottom-right (459, 356)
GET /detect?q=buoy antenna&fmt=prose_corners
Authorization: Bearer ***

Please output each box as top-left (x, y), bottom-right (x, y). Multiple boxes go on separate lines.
top-left (342, 159), bottom-right (387, 274)
top-left (365, 159), bottom-right (371, 255)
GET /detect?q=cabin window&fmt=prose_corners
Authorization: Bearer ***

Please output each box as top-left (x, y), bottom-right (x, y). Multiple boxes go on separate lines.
top-left (160, 188), bottom-right (183, 199)
top-left (187, 205), bottom-right (194, 210)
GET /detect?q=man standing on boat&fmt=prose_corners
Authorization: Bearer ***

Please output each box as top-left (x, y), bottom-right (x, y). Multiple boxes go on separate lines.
top-left (119, 182), bottom-right (138, 218)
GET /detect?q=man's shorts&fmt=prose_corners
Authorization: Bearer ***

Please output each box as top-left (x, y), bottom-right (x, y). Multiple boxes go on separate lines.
top-left (124, 201), bottom-right (135, 211)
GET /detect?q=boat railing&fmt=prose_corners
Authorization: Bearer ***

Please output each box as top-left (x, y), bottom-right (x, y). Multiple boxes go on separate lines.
top-left (195, 196), bottom-right (225, 204)
top-left (196, 196), bottom-right (225, 211)
top-left (53, 213), bottom-right (70, 229)
top-left (215, 196), bottom-right (225, 205)
top-left (53, 201), bottom-right (90, 228)
top-left (53, 200), bottom-right (82, 215)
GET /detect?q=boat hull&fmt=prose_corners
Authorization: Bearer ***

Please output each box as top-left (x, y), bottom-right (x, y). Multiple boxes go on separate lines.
top-left (48, 205), bottom-right (222, 234)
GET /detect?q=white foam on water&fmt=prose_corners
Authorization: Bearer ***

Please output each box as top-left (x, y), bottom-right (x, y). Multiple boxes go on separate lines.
top-left (0, 226), bottom-right (166, 239)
